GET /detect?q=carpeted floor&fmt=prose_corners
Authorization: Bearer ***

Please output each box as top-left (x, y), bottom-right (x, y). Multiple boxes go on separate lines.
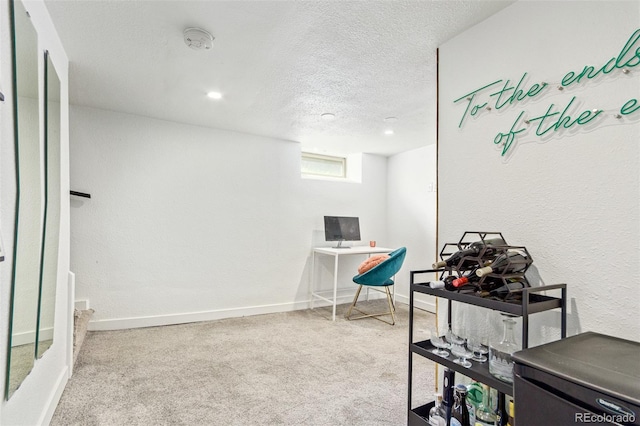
top-left (51, 301), bottom-right (436, 426)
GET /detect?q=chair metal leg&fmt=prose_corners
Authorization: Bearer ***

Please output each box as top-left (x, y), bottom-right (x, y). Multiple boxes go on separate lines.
top-left (345, 285), bottom-right (396, 325)
top-left (385, 286), bottom-right (396, 325)
top-left (345, 285), bottom-right (364, 320)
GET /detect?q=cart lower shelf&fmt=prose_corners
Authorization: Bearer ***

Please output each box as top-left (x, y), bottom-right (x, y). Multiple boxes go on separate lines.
top-left (411, 340), bottom-right (513, 395)
top-left (408, 401), bottom-right (434, 426)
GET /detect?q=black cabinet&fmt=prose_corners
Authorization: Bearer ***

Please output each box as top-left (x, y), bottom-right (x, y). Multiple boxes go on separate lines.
top-left (513, 332), bottom-right (640, 426)
top-left (407, 269), bottom-right (567, 425)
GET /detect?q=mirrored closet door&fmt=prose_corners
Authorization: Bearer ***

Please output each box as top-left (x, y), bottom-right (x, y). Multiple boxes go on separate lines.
top-left (36, 50), bottom-right (61, 359)
top-left (5, 0), bottom-right (62, 399)
top-left (6, 0), bottom-right (42, 399)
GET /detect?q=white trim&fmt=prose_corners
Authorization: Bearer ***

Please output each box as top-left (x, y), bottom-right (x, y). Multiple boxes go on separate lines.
top-left (67, 271), bottom-right (75, 378)
top-left (9, 327), bottom-right (54, 347)
top-left (88, 293), bottom-right (432, 331)
top-left (88, 294), bottom-right (393, 331)
top-left (37, 366), bottom-right (68, 426)
top-left (89, 300), bottom-right (311, 331)
top-left (310, 289), bottom-right (363, 306)
top-left (74, 299), bottom-right (89, 311)
top-left (301, 152), bottom-right (346, 178)
top-left (301, 173), bottom-right (359, 183)
top-left (394, 293), bottom-right (436, 313)
top-left (11, 332), bottom-right (34, 347)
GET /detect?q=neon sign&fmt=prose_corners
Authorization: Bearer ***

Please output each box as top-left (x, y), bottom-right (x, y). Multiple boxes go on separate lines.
top-left (454, 28), bottom-right (640, 156)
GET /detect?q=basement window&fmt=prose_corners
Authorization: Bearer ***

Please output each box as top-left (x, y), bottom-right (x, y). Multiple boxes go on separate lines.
top-left (301, 153), bottom-right (346, 179)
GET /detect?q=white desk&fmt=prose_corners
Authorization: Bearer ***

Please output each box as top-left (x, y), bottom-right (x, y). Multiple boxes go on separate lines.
top-left (310, 246), bottom-right (394, 321)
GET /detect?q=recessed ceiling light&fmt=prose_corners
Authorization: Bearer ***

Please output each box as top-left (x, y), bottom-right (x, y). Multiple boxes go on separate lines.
top-left (207, 91), bottom-right (223, 100)
top-left (384, 117), bottom-right (398, 123)
top-left (384, 129), bottom-right (394, 135)
top-left (321, 113), bottom-right (336, 121)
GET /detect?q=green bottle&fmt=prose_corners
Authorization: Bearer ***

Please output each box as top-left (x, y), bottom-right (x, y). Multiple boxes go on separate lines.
top-left (475, 384), bottom-right (497, 426)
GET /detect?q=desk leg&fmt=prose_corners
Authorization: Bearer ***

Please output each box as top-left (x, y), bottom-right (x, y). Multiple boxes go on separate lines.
top-left (365, 253), bottom-right (371, 301)
top-left (332, 255), bottom-right (339, 321)
top-left (310, 251), bottom-right (316, 310)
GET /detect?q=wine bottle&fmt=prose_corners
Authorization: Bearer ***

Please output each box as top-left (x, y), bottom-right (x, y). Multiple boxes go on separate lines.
top-left (432, 238), bottom-right (505, 270)
top-left (428, 275), bottom-right (453, 290)
top-left (453, 265), bottom-right (503, 289)
top-left (488, 279), bottom-right (527, 299)
top-left (495, 393), bottom-right (509, 426)
top-left (451, 384), bottom-right (471, 426)
top-left (451, 271), bottom-right (477, 288)
top-left (428, 276), bottom-right (455, 290)
top-left (428, 275), bottom-right (464, 291)
top-left (442, 369), bottom-right (456, 423)
top-left (450, 276), bottom-right (511, 300)
top-left (476, 249), bottom-right (531, 278)
top-left (429, 273), bottom-right (477, 292)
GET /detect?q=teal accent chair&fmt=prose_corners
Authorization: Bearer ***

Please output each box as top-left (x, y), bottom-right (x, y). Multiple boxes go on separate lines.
top-left (346, 247), bottom-right (407, 325)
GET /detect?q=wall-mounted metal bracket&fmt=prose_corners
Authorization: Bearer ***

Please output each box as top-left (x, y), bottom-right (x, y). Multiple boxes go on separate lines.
top-left (70, 191), bottom-right (91, 199)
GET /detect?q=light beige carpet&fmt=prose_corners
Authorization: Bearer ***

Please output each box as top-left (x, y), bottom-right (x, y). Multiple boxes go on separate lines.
top-left (73, 308), bottom-right (95, 365)
top-left (51, 301), bottom-right (436, 426)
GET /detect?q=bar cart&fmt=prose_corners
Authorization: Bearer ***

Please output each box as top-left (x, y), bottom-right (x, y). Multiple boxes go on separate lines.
top-left (407, 232), bottom-right (567, 425)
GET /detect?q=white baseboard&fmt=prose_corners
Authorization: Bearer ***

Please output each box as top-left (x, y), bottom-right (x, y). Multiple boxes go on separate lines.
top-left (10, 327), bottom-right (54, 347)
top-left (88, 300), bottom-right (314, 331)
top-left (38, 366), bottom-right (69, 426)
top-left (74, 299), bottom-right (89, 311)
top-left (310, 288), bottom-right (387, 308)
top-left (393, 293), bottom-right (436, 313)
top-left (11, 331), bottom-right (35, 347)
top-left (68, 271), bottom-right (76, 378)
top-left (88, 292), bottom-right (434, 331)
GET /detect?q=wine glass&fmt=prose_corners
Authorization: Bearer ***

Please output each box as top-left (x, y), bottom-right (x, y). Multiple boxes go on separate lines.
top-left (430, 327), bottom-right (450, 358)
top-left (478, 314), bottom-right (491, 357)
top-left (478, 339), bottom-right (489, 357)
top-left (446, 325), bottom-right (465, 345)
top-left (467, 335), bottom-right (488, 363)
top-left (451, 342), bottom-right (473, 368)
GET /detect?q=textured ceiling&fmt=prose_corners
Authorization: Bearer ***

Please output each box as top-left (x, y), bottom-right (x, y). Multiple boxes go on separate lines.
top-left (44, 0), bottom-right (514, 156)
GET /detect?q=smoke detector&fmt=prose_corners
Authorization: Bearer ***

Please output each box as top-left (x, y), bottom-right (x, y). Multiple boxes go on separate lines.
top-left (184, 27), bottom-right (214, 51)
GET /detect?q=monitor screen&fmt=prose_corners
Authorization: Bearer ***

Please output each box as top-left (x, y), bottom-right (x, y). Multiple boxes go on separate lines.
top-left (324, 216), bottom-right (361, 242)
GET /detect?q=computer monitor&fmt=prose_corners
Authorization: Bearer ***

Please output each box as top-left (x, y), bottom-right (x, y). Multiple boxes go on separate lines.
top-left (324, 216), bottom-right (361, 248)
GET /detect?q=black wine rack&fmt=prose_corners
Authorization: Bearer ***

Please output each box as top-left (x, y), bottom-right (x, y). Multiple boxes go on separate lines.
top-left (436, 231), bottom-right (533, 301)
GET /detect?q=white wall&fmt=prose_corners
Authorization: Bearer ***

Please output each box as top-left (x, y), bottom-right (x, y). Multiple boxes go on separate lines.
top-left (69, 105), bottom-right (391, 329)
top-left (438, 1), bottom-right (640, 344)
top-left (0, 0), bottom-right (72, 424)
top-left (388, 145), bottom-right (437, 311)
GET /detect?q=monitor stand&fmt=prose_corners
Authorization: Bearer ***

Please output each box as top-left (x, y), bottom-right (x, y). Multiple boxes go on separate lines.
top-left (332, 240), bottom-right (351, 249)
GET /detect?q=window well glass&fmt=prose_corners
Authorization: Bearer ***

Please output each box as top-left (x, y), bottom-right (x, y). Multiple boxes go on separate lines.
top-left (301, 153), bottom-right (346, 178)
